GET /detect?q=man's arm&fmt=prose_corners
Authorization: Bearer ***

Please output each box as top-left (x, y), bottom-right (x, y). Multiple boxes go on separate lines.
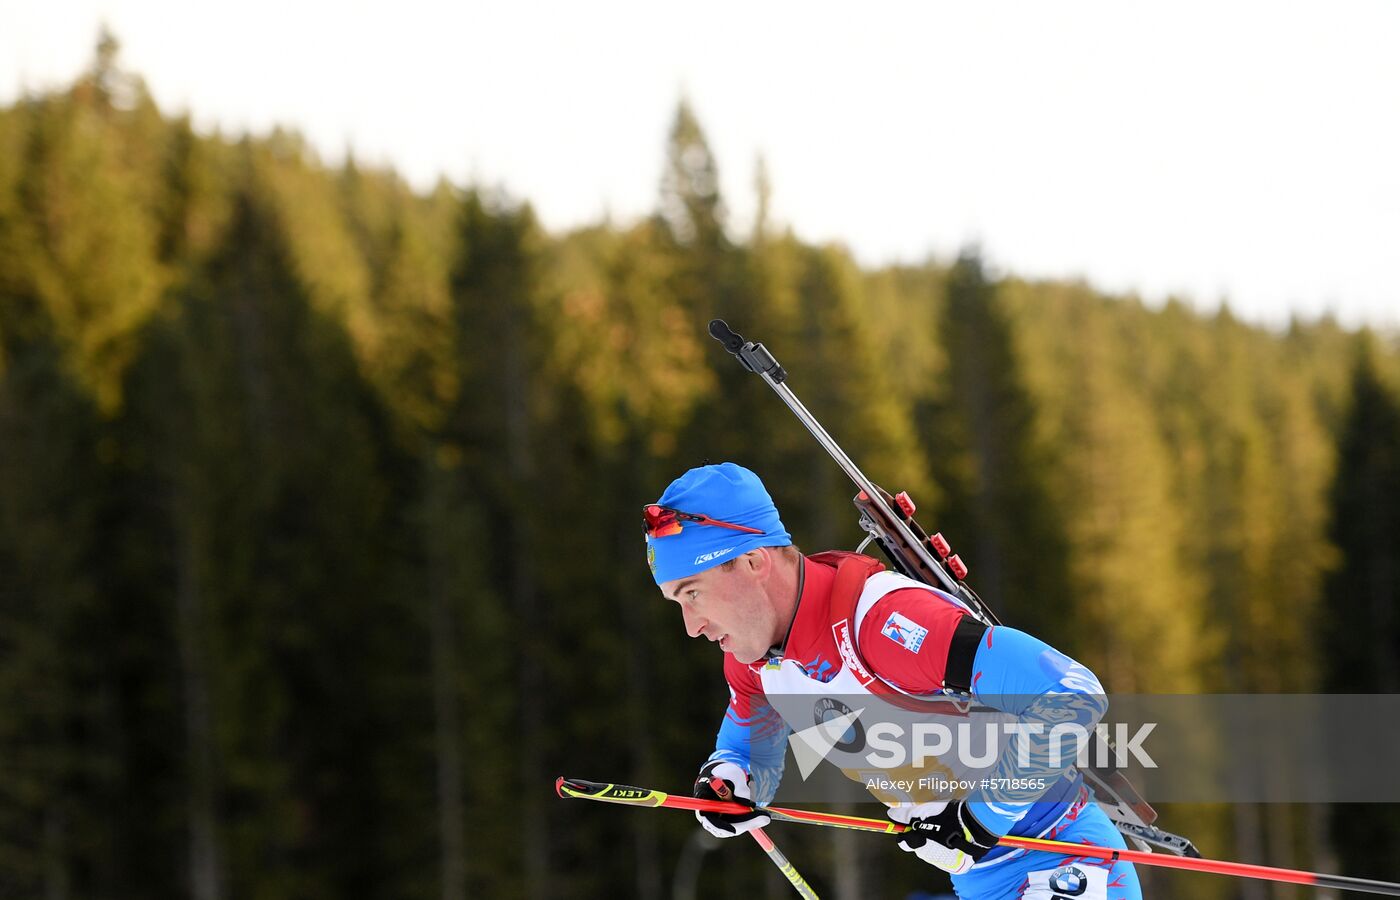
top-left (961, 624), bottom-right (1106, 834)
top-left (860, 589), bottom-right (1107, 835)
top-left (706, 654), bottom-right (789, 805)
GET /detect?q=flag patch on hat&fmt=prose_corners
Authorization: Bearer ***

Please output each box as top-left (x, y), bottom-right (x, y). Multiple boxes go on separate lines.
top-left (880, 611), bottom-right (927, 653)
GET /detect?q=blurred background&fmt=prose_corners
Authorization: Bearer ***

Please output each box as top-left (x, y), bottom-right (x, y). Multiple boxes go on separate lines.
top-left (1, 3), bottom-right (1398, 898)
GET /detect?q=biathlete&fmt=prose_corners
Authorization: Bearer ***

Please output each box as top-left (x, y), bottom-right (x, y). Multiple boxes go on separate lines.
top-left (645, 462), bottom-right (1141, 900)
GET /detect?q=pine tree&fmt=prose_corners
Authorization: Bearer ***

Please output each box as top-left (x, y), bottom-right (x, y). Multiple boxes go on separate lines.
top-left (1322, 339), bottom-right (1400, 689)
top-left (1003, 283), bottom-right (1213, 691)
top-left (1322, 338), bottom-right (1400, 874)
top-left (17, 33), bottom-right (167, 412)
top-left (0, 311), bottom-right (111, 898)
top-left (118, 181), bottom-right (406, 899)
top-left (0, 97), bottom-right (125, 896)
top-left (658, 99), bottom-right (726, 253)
top-left (447, 189), bottom-right (552, 897)
top-left (917, 250), bottom-right (1073, 641)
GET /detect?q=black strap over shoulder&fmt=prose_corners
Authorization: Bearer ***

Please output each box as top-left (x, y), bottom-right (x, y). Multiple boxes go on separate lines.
top-left (944, 616), bottom-right (987, 693)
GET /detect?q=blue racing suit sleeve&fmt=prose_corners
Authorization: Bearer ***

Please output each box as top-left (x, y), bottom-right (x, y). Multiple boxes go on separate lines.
top-left (706, 672), bottom-right (789, 805)
top-left (963, 625), bottom-right (1108, 835)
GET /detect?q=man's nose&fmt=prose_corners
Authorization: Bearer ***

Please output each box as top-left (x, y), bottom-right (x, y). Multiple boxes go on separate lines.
top-left (682, 608), bottom-right (708, 639)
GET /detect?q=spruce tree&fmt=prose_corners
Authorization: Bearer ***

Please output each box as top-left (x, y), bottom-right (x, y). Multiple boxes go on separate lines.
top-left (1323, 340), bottom-right (1400, 874)
top-left (918, 250), bottom-right (1073, 642)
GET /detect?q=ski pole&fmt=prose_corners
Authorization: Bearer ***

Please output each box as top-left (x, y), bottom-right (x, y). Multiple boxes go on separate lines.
top-left (707, 776), bottom-right (819, 899)
top-left (557, 778), bottom-right (1400, 896)
top-left (557, 777), bottom-right (902, 833)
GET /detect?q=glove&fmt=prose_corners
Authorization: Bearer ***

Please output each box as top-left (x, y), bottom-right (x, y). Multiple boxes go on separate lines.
top-left (693, 761), bottom-right (771, 838)
top-left (889, 800), bottom-right (999, 875)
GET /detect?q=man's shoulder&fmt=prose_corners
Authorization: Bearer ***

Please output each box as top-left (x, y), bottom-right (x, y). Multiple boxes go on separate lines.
top-left (854, 581), bottom-right (974, 692)
top-left (722, 651), bottom-right (766, 689)
top-left (859, 572), bottom-right (973, 614)
top-left (806, 549), bottom-right (885, 573)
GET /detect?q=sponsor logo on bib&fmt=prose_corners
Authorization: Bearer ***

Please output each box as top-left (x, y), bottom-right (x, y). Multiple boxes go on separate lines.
top-left (832, 619), bottom-right (875, 684)
top-left (1023, 863), bottom-right (1108, 899)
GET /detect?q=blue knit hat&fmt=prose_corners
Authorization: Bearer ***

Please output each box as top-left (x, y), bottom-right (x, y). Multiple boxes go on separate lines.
top-left (646, 463), bottom-right (792, 585)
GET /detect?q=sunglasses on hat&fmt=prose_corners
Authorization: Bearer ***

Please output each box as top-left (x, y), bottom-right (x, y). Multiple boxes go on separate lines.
top-left (642, 504), bottom-right (765, 539)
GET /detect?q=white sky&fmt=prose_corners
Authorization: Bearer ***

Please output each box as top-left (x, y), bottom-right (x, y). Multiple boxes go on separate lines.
top-left (3, 0), bottom-right (1398, 328)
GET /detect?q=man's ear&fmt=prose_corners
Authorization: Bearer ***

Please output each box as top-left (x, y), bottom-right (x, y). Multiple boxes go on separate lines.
top-left (743, 547), bottom-right (771, 577)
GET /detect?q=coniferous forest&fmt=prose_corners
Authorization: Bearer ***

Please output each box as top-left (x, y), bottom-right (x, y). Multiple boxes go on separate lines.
top-left (2, 40), bottom-right (1399, 900)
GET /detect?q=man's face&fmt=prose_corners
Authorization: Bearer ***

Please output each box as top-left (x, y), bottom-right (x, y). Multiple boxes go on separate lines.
top-left (660, 549), bottom-right (777, 664)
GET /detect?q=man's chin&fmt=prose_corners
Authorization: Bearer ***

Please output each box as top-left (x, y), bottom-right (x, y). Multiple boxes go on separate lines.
top-left (729, 645), bottom-right (762, 665)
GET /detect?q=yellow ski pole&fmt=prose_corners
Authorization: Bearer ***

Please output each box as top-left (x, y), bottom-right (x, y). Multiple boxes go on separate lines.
top-left (707, 775), bottom-right (820, 899)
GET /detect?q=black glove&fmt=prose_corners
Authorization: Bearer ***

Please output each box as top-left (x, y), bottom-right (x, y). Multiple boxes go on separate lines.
top-left (890, 800), bottom-right (999, 875)
top-left (692, 761), bottom-right (772, 838)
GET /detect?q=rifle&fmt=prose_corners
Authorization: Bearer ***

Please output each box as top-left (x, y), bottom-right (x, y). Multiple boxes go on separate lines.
top-left (708, 318), bottom-right (1199, 859)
